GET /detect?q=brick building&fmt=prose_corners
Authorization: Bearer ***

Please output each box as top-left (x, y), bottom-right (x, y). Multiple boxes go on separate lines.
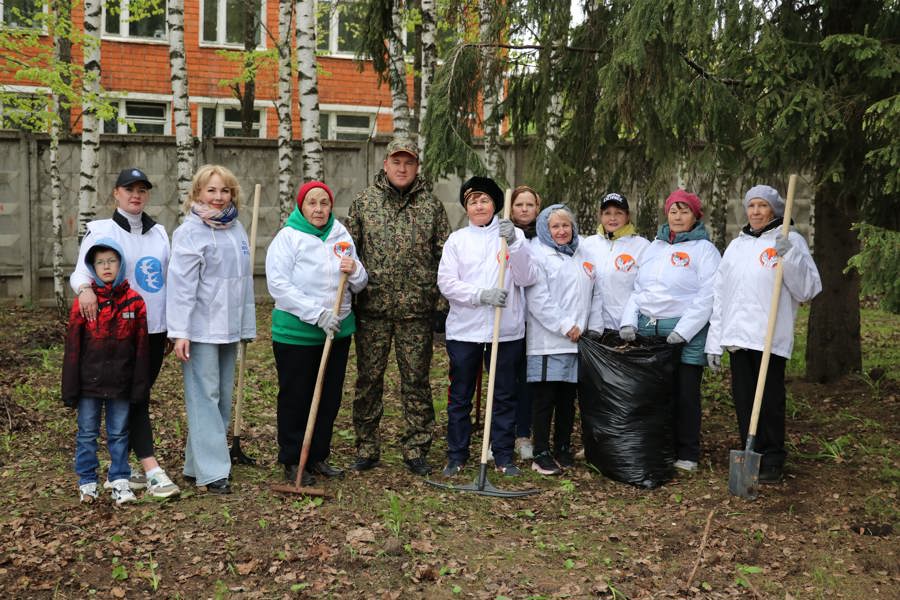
top-left (1, 0), bottom-right (410, 140)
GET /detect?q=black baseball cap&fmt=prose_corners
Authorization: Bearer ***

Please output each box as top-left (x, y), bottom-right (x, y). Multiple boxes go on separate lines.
top-left (115, 167), bottom-right (153, 189)
top-left (600, 192), bottom-right (628, 212)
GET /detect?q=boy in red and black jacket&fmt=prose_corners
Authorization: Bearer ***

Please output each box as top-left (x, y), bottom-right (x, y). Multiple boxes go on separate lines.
top-left (61, 238), bottom-right (149, 505)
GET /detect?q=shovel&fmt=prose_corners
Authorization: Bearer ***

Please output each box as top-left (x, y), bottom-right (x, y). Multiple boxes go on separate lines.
top-left (426, 189), bottom-right (538, 498)
top-left (272, 272), bottom-right (350, 497)
top-left (729, 173), bottom-right (797, 500)
top-left (230, 183), bottom-right (262, 465)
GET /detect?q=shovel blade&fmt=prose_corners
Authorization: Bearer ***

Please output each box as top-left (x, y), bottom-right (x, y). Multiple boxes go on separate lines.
top-left (270, 483), bottom-right (329, 497)
top-left (425, 477), bottom-right (540, 498)
top-left (728, 448), bottom-right (762, 500)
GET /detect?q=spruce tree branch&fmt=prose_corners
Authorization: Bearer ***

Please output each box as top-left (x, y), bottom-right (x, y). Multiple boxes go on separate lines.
top-left (681, 54), bottom-right (743, 86)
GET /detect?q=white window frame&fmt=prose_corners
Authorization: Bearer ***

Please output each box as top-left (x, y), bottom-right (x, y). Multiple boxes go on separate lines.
top-left (199, 0), bottom-right (267, 49)
top-left (102, 97), bottom-right (171, 135)
top-left (196, 102), bottom-right (267, 139)
top-left (101, 0), bottom-right (169, 44)
top-left (319, 104), bottom-right (383, 140)
top-left (317, 0), bottom-right (370, 57)
top-left (1, 0), bottom-right (48, 31)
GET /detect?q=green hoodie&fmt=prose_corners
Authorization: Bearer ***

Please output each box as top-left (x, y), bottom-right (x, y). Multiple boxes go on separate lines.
top-left (271, 207), bottom-right (355, 345)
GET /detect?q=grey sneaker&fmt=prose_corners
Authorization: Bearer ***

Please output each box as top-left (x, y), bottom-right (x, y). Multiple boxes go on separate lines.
top-left (79, 482), bottom-right (98, 504)
top-left (109, 479), bottom-right (137, 505)
top-left (103, 470), bottom-right (147, 491)
top-left (145, 470), bottom-right (181, 499)
top-left (495, 463), bottom-right (522, 477)
top-left (674, 459), bottom-right (698, 472)
top-left (441, 460), bottom-right (465, 478)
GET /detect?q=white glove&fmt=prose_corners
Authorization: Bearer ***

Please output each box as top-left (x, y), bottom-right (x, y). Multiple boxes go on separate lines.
top-left (774, 232), bottom-right (793, 257)
top-left (619, 326), bottom-right (636, 342)
top-left (498, 218), bottom-right (516, 246)
top-left (667, 331), bottom-right (686, 345)
top-left (707, 354), bottom-right (722, 372)
top-left (478, 288), bottom-right (508, 307)
top-left (316, 311), bottom-right (341, 338)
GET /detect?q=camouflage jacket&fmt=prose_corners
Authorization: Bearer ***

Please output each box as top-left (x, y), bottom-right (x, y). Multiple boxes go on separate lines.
top-left (346, 170), bottom-right (450, 319)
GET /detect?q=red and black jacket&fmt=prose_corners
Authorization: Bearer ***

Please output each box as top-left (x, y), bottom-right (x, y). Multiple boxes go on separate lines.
top-left (61, 280), bottom-right (150, 407)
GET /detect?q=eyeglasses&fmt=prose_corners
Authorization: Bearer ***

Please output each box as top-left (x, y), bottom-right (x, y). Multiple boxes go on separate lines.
top-left (94, 258), bottom-right (119, 267)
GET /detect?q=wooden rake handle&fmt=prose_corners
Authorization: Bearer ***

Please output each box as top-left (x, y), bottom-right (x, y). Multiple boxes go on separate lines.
top-left (233, 183), bottom-right (262, 437)
top-left (747, 174), bottom-right (797, 440)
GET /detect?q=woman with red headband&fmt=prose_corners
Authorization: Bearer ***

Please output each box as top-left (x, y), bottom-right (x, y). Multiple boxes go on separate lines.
top-left (266, 181), bottom-right (368, 486)
top-left (619, 190), bottom-right (721, 472)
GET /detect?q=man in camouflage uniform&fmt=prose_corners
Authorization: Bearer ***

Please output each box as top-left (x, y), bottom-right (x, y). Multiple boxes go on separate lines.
top-left (346, 138), bottom-right (450, 476)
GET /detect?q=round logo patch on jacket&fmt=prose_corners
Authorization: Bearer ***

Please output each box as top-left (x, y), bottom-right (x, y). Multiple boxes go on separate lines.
top-left (759, 247), bottom-right (778, 268)
top-left (134, 256), bottom-right (164, 293)
top-left (614, 253), bottom-right (636, 272)
top-left (583, 261), bottom-right (595, 279)
top-left (333, 241), bottom-right (352, 257)
top-left (670, 251), bottom-right (691, 267)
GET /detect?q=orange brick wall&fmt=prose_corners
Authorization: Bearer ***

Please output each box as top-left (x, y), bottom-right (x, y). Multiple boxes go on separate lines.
top-left (1, 1), bottom-right (413, 137)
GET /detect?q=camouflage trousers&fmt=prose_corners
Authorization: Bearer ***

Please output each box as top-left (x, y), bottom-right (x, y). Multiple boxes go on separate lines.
top-left (353, 316), bottom-right (435, 461)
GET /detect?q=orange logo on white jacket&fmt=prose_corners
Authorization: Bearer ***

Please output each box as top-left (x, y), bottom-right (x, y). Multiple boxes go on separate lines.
top-left (670, 251), bottom-right (691, 267)
top-left (759, 247), bottom-right (778, 268)
top-left (333, 241), bottom-right (352, 257)
top-left (614, 253), bottom-right (636, 272)
top-left (583, 261), bottom-right (595, 279)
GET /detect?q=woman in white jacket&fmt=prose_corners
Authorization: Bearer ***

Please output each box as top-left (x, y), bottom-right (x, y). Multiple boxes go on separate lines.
top-left (266, 181), bottom-right (367, 485)
top-left (437, 177), bottom-right (538, 478)
top-left (706, 184), bottom-right (821, 483)
top-left (167, 165), bottom-right (256, 494)
top-left (526, 205), bottom-right (601, 475)
top-left (620, 190), bottom-right (721, 472)
top-left (581, 192), bottom-right (650, 332)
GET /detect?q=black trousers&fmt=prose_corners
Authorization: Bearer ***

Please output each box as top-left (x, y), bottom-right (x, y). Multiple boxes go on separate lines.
top-left (273, 338), bottom-right (351, 466)
top-left (729, 349), bottom-right (787, 470)
top-left (129, 332), bottom-right (167, 460)
top-left (674, 363), bottom-right (704, 463)
top-left (529, 380), bottom-right (576, 456)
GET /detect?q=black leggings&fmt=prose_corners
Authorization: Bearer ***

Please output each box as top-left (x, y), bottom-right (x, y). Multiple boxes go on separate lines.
top-left (129, 332), bottom-right (166, 460)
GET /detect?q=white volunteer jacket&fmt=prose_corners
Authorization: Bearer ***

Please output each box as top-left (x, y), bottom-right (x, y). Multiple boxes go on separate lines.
top-left (70, 218), bottom-right (170, 334)
top-left (580, 232), bottom-right (650, 331)
top-left (705, 227), bottom-right (821, 359)
top-left (438, 216), bottom-right (538, 343)
top-left (525, 237), bottom-right (601, 356)
top-left (265, 219), bottom-right (368, 324)
top-left (620, 238), bottom-right (721, 342)
top-left (166, 212), bottom-right (256, 343)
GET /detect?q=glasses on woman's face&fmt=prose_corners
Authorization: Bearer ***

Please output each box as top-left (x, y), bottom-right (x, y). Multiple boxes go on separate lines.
top-left (94, 258), bottom-right (119, 267)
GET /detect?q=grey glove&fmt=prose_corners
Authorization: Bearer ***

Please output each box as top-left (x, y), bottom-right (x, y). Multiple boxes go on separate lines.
top-left (619, 326), bottom-right (636, 342)
top-left (707, 354), bottom-right (722, 372)
top-left (478, 288), bottom-right (509, 307)
top-left (774, 232), bottom-right (793, 257)
top-left (667, 331), bottom-right (686, 345)
top-left (498, 218), bottom-right (516, 246)
top-left (316, 311), bottom-right (341, 337)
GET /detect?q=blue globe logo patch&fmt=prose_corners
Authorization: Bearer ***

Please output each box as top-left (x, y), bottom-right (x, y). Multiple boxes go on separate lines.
top-left (135, 256), bottom-right (164, 293)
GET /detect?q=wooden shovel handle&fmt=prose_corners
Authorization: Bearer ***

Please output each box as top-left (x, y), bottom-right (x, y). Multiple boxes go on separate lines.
top-left (233, 184), bottom-right (262, 437)
top-left (478, 189), bottom-right (513, 465)
top-left (747, 174), bottom-right (797, 438)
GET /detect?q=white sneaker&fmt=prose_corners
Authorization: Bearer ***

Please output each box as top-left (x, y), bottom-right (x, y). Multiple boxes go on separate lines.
top-left (109, 479), bottom-right (137, 505)
top-left (515, 437), bottom-right (534, 460)
top-left (103, 470), bottom-right (147, 491)
top-left (674, 459), bottom-right (698, 472)
top-left (145, 471), bottom-right (181, 499)
top-left (79, 482), bottom-right (98, 504)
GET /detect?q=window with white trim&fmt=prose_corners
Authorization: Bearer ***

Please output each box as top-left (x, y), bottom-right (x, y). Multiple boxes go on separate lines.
top-left (316, 0), bottom-right (365, 55)
top-left (199, 105), bottom-right (264, 138)
top-left (201, 0), bottom-right (264, 46)
top-left (319, 112), bottom-right (373, 141)
top-left (1, 0), bottom-right (41, 28)
top-left (102, 100), bottom-right (170, 134)
top-left (103, 0), bottom-right (167, 41)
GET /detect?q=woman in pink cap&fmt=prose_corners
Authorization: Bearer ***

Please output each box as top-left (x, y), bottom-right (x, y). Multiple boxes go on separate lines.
top-left (619, 189), bottom-right (721, 472)
top-left (266, 181), bottom-right (368, 485)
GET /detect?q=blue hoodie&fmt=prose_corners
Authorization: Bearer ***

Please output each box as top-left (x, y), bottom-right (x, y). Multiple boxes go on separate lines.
top-left (85, 237), bottom-right (127, 290)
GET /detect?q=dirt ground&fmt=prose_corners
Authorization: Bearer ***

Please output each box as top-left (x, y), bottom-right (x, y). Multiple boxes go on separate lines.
top-left (0, 304), bottom-right (897, 599)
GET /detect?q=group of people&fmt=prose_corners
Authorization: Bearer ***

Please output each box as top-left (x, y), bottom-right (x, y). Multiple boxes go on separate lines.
top-left (62, 137), bottom-right (822, 504)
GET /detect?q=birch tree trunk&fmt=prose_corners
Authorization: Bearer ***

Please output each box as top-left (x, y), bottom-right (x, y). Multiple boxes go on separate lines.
top-left (478, 0), bottom-right (502, 178)
top-left (78, 0), bottom-right (102, 238)
top-left (168, 0), bottom-right (194, 203)
top-left (49, 97), bottom-right (65, 314)
top-left (296, 0), bottom-right (322, 181)
top-left (277, 0), bottom-right (294, 222)
top-left (388, 1), bottom-right (410, 137)
top-left (418, 0), bottom-right (436, 160)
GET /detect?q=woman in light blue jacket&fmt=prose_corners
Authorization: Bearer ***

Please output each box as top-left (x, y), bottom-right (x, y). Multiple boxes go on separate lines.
top-left (167, 165), bottom-right (256, 494)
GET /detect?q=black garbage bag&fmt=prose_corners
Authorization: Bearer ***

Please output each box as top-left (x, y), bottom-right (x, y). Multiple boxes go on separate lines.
top-left (578, 330), bottom-right (679, 489)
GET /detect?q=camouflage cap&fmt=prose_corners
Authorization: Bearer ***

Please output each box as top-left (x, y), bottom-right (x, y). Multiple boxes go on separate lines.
top-left (386, 137), bottom-right (419, 160)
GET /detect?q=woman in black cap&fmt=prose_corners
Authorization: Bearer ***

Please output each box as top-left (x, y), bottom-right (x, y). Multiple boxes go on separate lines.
top-left (437, 176), bottom-right (538, 478)
top-left (69, 167), bottom-right (181, 499)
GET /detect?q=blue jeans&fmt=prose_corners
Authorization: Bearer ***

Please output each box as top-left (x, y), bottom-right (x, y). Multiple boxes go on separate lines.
top-left (182, 342), bottom-right (237, 486)
top-left (75, 397), bottom-right (131, 486)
